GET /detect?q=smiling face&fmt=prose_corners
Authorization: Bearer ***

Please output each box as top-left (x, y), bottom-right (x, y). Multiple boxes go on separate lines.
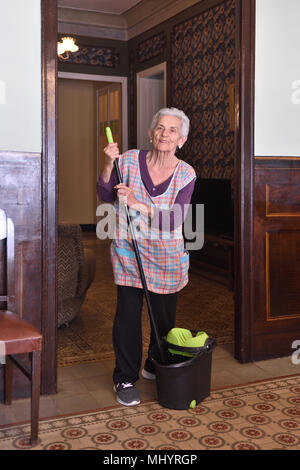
top-left (149, 115), bottom-right (187, 154)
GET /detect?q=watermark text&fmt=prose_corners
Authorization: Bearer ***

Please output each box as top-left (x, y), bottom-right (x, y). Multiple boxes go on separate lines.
top-left (96, 202), bottom-right (204, 250)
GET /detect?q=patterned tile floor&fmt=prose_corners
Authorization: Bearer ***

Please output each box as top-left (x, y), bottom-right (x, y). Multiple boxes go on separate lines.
top-left (1, 343), bottom-right (299, 427)
top-left (1, 369), bottom-right (300, 450)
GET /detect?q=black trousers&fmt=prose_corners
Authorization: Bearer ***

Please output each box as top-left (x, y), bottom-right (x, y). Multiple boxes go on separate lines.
top-left (112, 285), bottom-right (177, 384)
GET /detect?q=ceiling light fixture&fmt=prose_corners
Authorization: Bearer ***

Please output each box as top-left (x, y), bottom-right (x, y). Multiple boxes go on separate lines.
top-left (57, 36), bottom-right (79, 60)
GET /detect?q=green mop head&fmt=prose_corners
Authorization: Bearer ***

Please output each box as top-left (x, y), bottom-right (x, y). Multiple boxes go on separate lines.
top-left (166, 328), bottom-right (209, 357)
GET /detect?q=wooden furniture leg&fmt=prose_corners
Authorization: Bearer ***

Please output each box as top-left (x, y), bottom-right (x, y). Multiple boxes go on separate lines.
top-left (30, 350), bottom-right (41, 446)
top-left (5, 356), bottom-right (13, 406)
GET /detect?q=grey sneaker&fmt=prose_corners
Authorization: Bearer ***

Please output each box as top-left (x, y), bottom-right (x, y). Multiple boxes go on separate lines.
top-left (141, 368), bottom-right (156, 380)
top-left (114, 382), bottom-right (140, 406)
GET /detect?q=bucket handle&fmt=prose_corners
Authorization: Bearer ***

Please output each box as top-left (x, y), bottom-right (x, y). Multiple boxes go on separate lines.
top-left (163, 337), bottom-right (216, 356)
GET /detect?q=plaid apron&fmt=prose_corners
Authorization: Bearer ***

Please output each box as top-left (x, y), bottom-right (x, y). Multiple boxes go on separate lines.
top-left (110, 149), bottom-right (196, 294)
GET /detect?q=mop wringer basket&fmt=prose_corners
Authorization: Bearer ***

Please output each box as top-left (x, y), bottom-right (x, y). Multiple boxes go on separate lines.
top-left (150, 328), bottom-right (216, 410)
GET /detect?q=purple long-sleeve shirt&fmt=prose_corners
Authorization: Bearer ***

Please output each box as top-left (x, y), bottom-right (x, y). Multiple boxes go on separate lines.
top-left (96, 150), bottom-right (196, 231)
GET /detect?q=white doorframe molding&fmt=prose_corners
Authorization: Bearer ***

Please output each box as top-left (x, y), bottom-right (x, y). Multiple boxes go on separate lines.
top-left (136, 62), bottom-right (167, 148)
top-left (58, 71), bottom-right (128, 151)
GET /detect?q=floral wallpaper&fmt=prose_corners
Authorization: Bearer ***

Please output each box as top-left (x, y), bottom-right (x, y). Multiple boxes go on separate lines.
top-left (171, 0), bottom-right (236, 179)
top-left (58, 45), bottom-right (120, 68)
top-left (137, 33), bottom-right (167, 64)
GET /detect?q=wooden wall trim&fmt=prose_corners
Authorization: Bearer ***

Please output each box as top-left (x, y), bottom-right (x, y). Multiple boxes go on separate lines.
top-left (0, 151), bottom-right (41, 159)
top-left (41, 0), bottom-right (58, 395)
top-left (255, 156), bottom-right (300, 160)
top-left (255, 157), bottom-right (300, 170)
top-left (233, 0), bottom-right (255, 363)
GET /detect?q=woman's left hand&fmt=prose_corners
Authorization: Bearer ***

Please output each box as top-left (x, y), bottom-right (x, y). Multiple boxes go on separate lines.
top-left (114, 183), bottom-right (138, 208)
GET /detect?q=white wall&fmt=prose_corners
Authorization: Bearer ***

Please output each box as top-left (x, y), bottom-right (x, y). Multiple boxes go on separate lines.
top-left (0, 0), bottom-right (41, 153)
top-left (255, 0), bottom-right (300, 157)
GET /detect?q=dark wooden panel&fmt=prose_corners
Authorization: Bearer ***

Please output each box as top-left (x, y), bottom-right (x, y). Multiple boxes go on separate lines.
top-left (254, 330), bottom-right (300, 360)
top-left (253, 161), bottom-right (300, 359)
top-left (0, 152), bottom-right (42, 401)
top-left (255, 169), bottom-right (300, 219)
top-left (266, 184), bottom-right (300, 216)
top-left (267, 231), bottom-right (300, 319)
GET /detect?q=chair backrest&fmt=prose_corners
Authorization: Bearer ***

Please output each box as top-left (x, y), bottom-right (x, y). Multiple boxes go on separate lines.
top-left (0, 208), bottom-right (15, 312)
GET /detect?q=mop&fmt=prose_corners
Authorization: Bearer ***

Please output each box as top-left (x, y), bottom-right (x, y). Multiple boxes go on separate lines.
top-left (105, 127), bottom-right (166, 365)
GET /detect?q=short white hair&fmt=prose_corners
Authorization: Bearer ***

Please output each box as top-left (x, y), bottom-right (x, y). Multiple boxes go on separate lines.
top-left (150, 107), bottom-right (190, 137)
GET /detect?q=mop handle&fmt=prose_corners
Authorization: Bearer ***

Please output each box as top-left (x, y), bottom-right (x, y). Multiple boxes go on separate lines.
top-left (105, 127), bottom-right (166, 364)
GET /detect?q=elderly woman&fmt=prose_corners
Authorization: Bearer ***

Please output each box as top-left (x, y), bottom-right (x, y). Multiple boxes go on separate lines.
top-left (97, 107), bottom-right (196, 406)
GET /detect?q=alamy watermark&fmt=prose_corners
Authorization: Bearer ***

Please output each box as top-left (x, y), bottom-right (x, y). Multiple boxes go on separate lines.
top-left (0, 340), bottom-right (5, 364)
top-left (291, 80), bottom-right (300, 104)
top-left (291, 340), bottom-right (300, 365)
top-left (96, 202), bottom-right (204, 250)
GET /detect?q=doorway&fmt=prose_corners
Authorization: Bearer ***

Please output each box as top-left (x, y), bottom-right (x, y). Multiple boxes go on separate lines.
top-left (57, 72), bottom-right (128, 366)
top-left (57, 72), bottom-right (127, 225)
top-left (137, 62), bottom-right (167, 149)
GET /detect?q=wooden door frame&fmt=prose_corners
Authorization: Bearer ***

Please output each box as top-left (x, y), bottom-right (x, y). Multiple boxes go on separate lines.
top-left (41, 0), bottom-right (58, 394)
top-left (234, 0), bottom-right (255, 363)
top-left (42, 0), bottom-right (257, 396)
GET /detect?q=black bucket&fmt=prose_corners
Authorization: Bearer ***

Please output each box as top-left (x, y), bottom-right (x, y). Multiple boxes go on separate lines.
top-left (150, 338), bottom-right (216, 410)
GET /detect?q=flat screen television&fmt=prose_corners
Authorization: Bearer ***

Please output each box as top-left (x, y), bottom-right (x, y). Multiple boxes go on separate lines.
top-left (190, 178), bottom-right (234, 237)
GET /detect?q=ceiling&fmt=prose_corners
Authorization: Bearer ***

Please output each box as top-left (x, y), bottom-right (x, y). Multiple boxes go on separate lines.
top-left (57, 0), bottom-right (143, 15)
top-left (57, 0), bottom-right (201, 41)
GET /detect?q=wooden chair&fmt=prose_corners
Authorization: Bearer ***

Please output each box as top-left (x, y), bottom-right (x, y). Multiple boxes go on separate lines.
top-left (0, 208), bottom-right (42, 446)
